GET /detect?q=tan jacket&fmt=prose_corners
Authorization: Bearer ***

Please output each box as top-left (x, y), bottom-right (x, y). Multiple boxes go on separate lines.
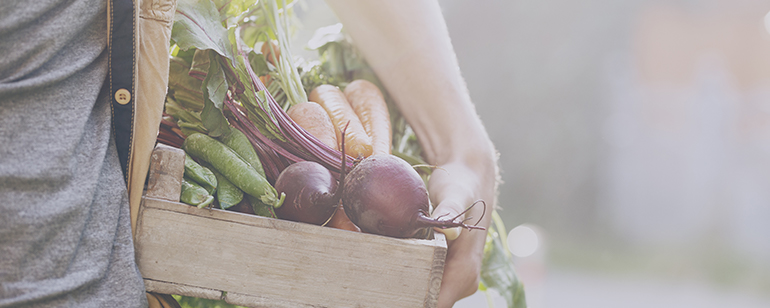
top-left (108, 0), bottom-right (175, 236)
top-left (109, 0), bottom-right (178, 305)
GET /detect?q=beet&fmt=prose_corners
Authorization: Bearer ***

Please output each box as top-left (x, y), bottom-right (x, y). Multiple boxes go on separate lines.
top-left (274, 161), bottom-right (340, 225)
top-left (342, 154), bottom-right (484, 238)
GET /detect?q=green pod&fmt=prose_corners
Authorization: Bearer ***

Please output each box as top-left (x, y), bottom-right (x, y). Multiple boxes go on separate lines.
top-left (247, 195), bottom-right (276, 218)
top-left (184, 153), bottom-right (217, 194)
top-left (220, 128), bottom-right (265, 177)
top-left (181, 177), bottom-right (214, 208)
top-left (206, 163), bottom-right (244, 210)
top-left (183, 133), bottom-right (284, 208)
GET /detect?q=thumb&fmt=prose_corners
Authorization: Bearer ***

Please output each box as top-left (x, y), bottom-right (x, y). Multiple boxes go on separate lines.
top-left (431, 200), bottom-right (465, 241)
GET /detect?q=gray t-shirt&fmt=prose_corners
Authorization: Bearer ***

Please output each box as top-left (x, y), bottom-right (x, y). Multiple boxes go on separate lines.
top-left (0, 1), bottom-right (148, 307)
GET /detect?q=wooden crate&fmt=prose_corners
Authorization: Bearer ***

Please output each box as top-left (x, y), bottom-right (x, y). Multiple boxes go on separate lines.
top-left (134, 144), bottom-right (447, 308)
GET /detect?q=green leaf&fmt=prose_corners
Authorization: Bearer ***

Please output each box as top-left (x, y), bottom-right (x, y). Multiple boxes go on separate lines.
top-left (480, 211), bottom-right (528, 308)
top-left (190, 49), bottom-right (212, 80)
top-left (173, 295), bottom-right (246, 308)
top-left (175, 44), bottom-right (197, 64)
top-left (239, 13), bottom-right (270, 48)
top-left (201, 99), bottom-right (230, 138)
top-left (178, 120), bottom-right (208, 137)
top-left (200, 52), bottom-right (231, 137)
top-left (169, 57), bottom-right (205, 111)
top-left (173, 0), bottom-right (235, 62)
top-left (258, 0), bottom-right (307, 107)
top-left (205, 52), bottom-right (228, 110)
top-left (165, 96), bottom-right (202, 125)
top-left (213, 0), bottom-right (258, 22)
top-left (247, 50), bottom-right (271, 77)
top-left (174, 92), bottom-right (205, 112)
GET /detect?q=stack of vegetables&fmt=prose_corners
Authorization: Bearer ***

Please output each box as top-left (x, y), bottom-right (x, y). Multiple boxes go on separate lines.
top-left (158, 0), bottom-right (525, 307)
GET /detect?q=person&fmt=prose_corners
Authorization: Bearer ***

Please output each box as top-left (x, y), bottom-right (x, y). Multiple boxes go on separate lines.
top-left (0, 0), bottom-right (497, 307)
top-left (1, 0), bottom-right (171, 307)
top-left (324, 2), bottom-right (498, 307)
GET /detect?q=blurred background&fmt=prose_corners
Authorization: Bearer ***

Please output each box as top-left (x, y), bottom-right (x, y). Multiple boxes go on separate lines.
top-left (291, 0), bottom-right (770, 307)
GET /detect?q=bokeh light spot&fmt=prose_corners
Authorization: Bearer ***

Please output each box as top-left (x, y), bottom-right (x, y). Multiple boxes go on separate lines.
top-left (507, 224), bottom-right (539, 258)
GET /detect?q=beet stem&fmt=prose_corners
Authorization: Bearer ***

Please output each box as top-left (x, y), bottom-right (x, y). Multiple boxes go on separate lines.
top-left (330, 121), bottom-right (350, 206)
top-left (417, 199), bottom-right (488, 232)
top-left (454, 199), bottom-right (486, 228)
top-left (415, 212), bottom-right (485, 231)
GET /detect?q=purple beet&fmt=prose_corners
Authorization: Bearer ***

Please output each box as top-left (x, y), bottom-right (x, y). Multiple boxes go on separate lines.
top-left (342, 154), bottom-right (485, 238)
top-left (274, 161), bottom-right (340, 225)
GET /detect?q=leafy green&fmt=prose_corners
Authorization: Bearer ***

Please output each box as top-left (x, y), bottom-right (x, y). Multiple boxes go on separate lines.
top-left (173, 295), bottom-right (246, 308)
top-left (200, 51), bottom-right (231, 137)
top-left (171, 0), bottom-right (289, 140)
top-left (168, 57), bottom-right (205, 111)
top-left (481, 212), bottom-right (528, 308)
top-left (213, 0), bottom-right (258, 24)
top-left (172, 0), bottom-right (235, 63)
top-left (247, 50), bottom-right (270, 77)
top-left (257, 0), bottom-right (306, 108)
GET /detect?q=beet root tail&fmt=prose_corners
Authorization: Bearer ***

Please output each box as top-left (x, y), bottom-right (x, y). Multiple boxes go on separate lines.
top-left (417, 199), bottom-right (487, 232)
top-left (415, 212), bottom-right (486, 232)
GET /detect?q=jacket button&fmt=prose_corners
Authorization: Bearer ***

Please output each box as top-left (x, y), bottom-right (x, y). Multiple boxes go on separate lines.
top-left (115, 88), bottom-right (131, 105)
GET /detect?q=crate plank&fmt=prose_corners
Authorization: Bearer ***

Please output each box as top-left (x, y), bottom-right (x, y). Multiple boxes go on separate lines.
top-left (144, 144), bottom-right (185, 202)
top-left (135, 197), bottom-right (446, 308)
top-left (144, 279), bottom-right (223, 302)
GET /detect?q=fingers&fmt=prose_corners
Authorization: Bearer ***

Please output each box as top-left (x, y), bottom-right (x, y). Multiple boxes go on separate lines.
top-left (431, 200), bottom-right (464, 240)
top-left (427, 160), bottom-right (496, 307)
top-left (428, 164), bottom-right (481, 241)
top-left (436, 227), bottom-right (485, 308)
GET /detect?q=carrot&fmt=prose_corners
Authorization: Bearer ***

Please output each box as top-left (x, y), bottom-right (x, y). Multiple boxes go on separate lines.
top-left (287, 102), bottom-right (339, 151)
top-left (309, 85), bottom-right (373, 158)
top-left (327, 206), bottom-right (361, 232)
top-left (259, 75), bottom-right (272, 87)
top-left (286, 101), bottom-right (358, 231)
top-left (261, 40), bottom-right (280, 66)
top-left (343, 80), bottom-right (392, 155)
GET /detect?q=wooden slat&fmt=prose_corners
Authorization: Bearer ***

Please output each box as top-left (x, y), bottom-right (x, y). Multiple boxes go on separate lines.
top-left (144, 279), bottom-right (223, 302)
top-left (135, 197), bottom-right (446, 308)
top-left (144, 144), bottom-right (185, 202)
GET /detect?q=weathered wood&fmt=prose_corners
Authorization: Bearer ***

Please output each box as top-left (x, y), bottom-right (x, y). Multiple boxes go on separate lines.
top-left (144, 279), bottom-right (223, 301)
top-left (135, 197), bottom-right (447, 308)
top-left (144, 144), bottom-right (185, 202)
top-left (426, 234), bottom-right (447, 306)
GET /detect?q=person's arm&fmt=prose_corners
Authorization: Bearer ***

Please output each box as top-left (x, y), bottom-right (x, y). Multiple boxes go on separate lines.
top-left (324, 1), bottom-right (499, 306)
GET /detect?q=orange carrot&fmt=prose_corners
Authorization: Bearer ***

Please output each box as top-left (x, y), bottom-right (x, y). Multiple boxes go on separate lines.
top-left (261, 40), bottom-right (280, 66)
top-left (287, 102), bottom-right (338, 151)
top-left (343, 80), bottom-right (392, 155)
top-left (259, 74), bottom-right (272, 87)
top-left (309, 85), bottom-right (373, 158)
top-left (327, 206), bottom-right (361, 232)
top-left (287, 101), bottom-right (359, 232)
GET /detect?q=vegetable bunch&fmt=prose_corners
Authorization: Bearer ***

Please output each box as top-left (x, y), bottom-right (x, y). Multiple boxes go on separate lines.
top-left (159, 0), bottom-right (526, 307)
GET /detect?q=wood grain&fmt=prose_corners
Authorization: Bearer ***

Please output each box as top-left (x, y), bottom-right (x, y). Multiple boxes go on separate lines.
top-left (144, 144), bottom-right (185, 202)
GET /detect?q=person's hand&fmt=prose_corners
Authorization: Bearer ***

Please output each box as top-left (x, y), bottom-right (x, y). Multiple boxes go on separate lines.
top-left (321, 2), bottom-right (499, 305)
top-left (428, 150), bottom-right (497, 307)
